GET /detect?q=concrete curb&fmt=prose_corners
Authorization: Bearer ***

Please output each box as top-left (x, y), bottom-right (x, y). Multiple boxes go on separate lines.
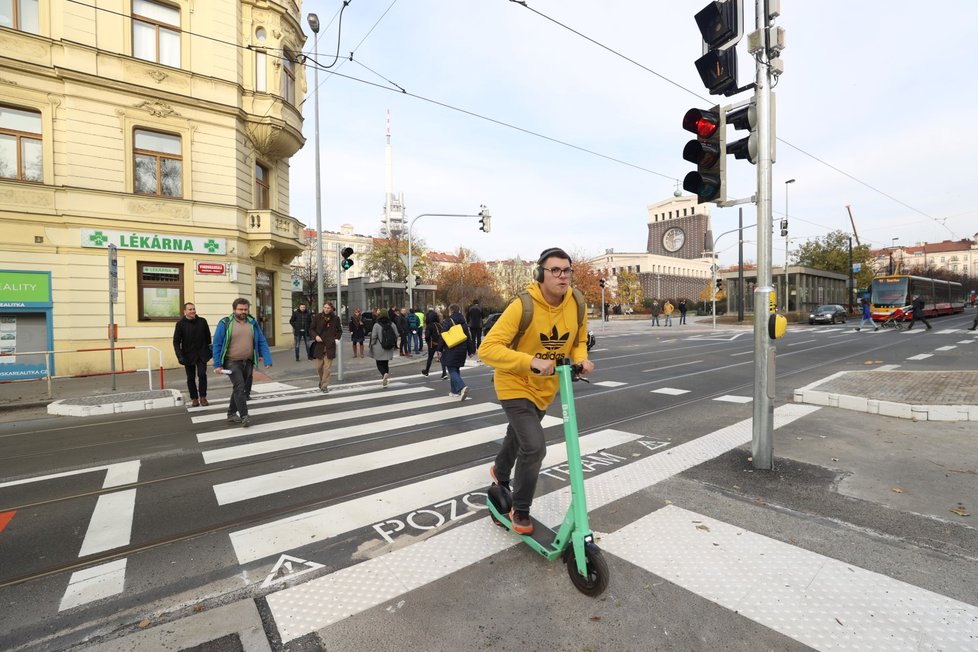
top-left (794, 372), bottom-right (978, 422)
top-left (47, 389), bottom-right (184, 417)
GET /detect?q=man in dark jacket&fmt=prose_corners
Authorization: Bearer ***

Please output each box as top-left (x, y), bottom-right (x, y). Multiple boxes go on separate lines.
top-left (173, 302), bottom-right (212, 407)
top-left (310, 302), bottom-right (344, 393)
top-left (466, 300), bottom-right (484, 350)
top-left (907, 295), bottom-right (932, 331)
top-left (289, 303), bottom-right (313, 361)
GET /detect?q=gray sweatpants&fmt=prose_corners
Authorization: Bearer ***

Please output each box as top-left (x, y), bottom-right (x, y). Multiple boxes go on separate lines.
top-left (494, 398), bottom-right (548, 512)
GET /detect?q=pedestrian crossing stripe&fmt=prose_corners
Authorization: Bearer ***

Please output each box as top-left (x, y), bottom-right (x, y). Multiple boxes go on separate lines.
top-left (264, 404), bottom-right (820, 642)
top-left (651, 387), bottom-right (690, 395)
top-left (228, 428), bottom-right (637, 565)
top-left (211, 404), bottom-right (511, 502)
top-left (603, 505), bottom-right (978, 650)
top-left (191, 385), bottom-right (429, 424)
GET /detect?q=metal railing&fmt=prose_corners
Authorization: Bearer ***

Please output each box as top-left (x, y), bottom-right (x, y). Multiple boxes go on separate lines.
top-left (0, 345), bottom-right (165, 399)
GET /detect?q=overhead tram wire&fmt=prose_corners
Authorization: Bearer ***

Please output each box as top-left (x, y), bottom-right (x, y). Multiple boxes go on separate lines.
top-left (304, 57), bottom-right (677, 181)
top-left (509, 0), bottom-right (949, 234)
top-left (63, 0), bottom-right (678, 184)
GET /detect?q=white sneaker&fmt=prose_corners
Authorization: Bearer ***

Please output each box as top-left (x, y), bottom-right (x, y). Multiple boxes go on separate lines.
top-left (449, 392), bottom-right (461, 397)
top-left (460, 386), bottom-right (469, 401)
top-left (382, 373), bottom-right (389, 387)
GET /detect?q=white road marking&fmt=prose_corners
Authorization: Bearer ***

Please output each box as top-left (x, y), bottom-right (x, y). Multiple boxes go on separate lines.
top-left (714, 395), bottom-right (752, 403)
top-left (229, 428), bottom-right (638, 565)
top-left (192, 386), bottom-right (430, 424)
top-left (603, 505), bottom-right (978, 651)
top-left (592, 380), bottom-right (626, 387)
top-left (212, 412), bottom-right (544, 504)
top-left (197, 393), bottom-right (448, 443)
top-left (906, 354), bottom-right (933, 360)
top-left (934, 346), bottom-right (956, 351)
top-left (0, 460), bottom-right (139, 489)
top-left (651, 387), bottom-right (690, 396)
top-left (786, 339), bottom-right (816, 346)
top-left (730, 350), bottom-right (752, 356)
top-left (265, 404), bottom-right (819, 642)
top-left (78, 489), bottom-right (136, 556)
top-left (59, 559), bottom-right (127, 612)
top-left (203, 401), bottom-right (499, 465)
top-left (641, 360), bottom-right (702, 373)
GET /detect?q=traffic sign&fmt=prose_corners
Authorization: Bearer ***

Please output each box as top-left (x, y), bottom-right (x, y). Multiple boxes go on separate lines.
top-left (108, 244), bottom-right (118, 303)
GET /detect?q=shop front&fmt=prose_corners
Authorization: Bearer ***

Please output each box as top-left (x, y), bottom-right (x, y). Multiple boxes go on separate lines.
top-left (0, 270), bottom-right (54, 380)
top-left (255, 267), bottom-right (275, 346)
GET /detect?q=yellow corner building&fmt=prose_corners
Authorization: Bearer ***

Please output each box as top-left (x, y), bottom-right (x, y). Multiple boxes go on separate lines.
top-left (0, 0), bottom-right (308, 377)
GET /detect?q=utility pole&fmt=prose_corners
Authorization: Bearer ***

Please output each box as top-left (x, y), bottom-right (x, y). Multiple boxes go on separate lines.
top-left (751, 0), bottom-right (778, 471)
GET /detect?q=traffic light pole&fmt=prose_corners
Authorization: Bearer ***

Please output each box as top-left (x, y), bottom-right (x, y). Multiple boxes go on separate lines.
top-left (335, 242), bottom-right (344, 381)
top-left (406, 210), bottom-right (488, 306)
top-left (751, 0), bottom-right (776, 471)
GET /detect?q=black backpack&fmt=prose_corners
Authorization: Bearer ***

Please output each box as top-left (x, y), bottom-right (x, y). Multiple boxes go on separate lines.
top-left (380, 321), bottom-right (398, 350)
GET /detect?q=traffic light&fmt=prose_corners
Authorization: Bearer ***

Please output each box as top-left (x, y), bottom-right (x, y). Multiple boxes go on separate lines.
top-left (780, 219), bottom-right (788, 238)
top-left (725, 98), bottom-right (757, 164)
top-left (479, 205), bottom-right (491, 233)
top-left (599, 279), bottom-right (606, 289)
top-left (693, 0), bottom-right (742, 96)
top-left (340, 247), bottom-right (354, 270)
top-left (682, 105), bottom-right (725, 204)
top-left (716, 279), bottom-right (723, 290)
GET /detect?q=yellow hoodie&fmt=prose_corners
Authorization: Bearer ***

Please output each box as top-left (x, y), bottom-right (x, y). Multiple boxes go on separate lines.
top-left (478, 283), bottom-right (589, 410)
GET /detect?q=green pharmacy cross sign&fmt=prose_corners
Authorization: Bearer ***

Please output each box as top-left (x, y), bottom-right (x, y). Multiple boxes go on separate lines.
top-left (81, 229), bottom-right (226, 256)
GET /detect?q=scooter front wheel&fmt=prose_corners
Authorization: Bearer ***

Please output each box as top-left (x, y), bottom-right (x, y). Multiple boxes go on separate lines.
top-left (567, 544), bottom-right (609, 596)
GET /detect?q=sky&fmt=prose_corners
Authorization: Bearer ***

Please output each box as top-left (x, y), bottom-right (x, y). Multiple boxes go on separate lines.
top-left (288, 1), bottom-right (978, 267)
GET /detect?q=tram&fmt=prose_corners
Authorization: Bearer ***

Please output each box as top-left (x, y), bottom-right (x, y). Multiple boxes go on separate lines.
top-left (870, 274), bottom-right (965, 321)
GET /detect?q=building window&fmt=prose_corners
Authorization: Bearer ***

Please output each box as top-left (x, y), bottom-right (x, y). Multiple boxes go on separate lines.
top-left (281, 50), bottom-right (295, 104)
top-left (0, 104), bottom-right (42, 182)
top-left (255, 50), bottom-right (267, 91)
top-left (1, 0), bottom-right (39, 33)
top-left (134, 128), bottom-right (182, 197)
top-left (132, 0), bottom-right (180, 67)
top-left (255, 162), bottom-right (270, 209)
top-left (137, 262), bottom-right (183, 321)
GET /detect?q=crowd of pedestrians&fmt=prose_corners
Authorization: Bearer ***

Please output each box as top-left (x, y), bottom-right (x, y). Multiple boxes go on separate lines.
top-left (174, 297), bottom-right (495, 426)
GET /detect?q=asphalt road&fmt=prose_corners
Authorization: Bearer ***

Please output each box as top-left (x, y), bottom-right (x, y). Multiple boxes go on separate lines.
top-left (1, 314), bottom-right (976, 651)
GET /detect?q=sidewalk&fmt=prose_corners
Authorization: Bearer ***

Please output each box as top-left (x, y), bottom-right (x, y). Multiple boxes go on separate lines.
top-left (0, 318), bottom-right (710, 421)
top-left (0, 341), bottom-right (442, 422)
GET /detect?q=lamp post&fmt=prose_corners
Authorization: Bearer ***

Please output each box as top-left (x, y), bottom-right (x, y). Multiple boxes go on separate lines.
top-left (709, 223), bottom-right (759, 329)
top-left (307, 14), bottom-right (324, 312)
top-left (783, 178), bottom-right (795, 312)
top-left (406, 209), bottom-right (489, 305)
top-left (890, 237), bottom-right (899, 274)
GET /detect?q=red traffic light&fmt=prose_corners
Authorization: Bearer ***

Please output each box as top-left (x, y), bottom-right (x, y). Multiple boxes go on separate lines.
top-left (682, 108), bottom-right (720, 139)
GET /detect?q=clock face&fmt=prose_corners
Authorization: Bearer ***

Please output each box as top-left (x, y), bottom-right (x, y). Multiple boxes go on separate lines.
top-left (663, 227), bottom-right (685, 252)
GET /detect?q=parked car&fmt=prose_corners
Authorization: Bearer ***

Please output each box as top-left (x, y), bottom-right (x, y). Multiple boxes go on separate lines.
top-left (809, 304), bottom-right (848, 325)
top-left (482, 312), bottom-right (502, 334)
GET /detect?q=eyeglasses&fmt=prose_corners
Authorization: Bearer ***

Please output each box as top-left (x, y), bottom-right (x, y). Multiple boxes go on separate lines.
top-left (545, 266), bottom-right (574, 278)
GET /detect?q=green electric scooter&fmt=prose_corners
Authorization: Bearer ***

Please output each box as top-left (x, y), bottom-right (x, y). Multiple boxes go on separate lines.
top-left (485, 358), bottom-right (609, 596)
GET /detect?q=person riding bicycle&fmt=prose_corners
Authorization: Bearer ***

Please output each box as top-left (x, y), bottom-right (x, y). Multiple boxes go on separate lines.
top-left (478, 247), bottom-right (594, 534)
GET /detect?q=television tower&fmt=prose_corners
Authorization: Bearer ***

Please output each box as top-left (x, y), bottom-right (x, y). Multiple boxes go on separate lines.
top-left (381, 109), bottom-right (406, 237)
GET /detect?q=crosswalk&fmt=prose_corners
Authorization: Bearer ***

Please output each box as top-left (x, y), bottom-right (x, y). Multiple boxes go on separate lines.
top-left (187, 376), bottom-right (976, 648)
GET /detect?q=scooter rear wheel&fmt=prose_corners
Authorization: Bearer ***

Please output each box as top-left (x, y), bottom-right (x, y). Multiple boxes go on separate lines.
top-left (486, 484), bottom-right (512, 528)
top-left (567, 544), bottom-right (609, 596)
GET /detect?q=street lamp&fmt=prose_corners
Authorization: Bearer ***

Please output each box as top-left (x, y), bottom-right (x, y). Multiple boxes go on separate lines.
top-left (708, 223), bottom-right (759, 329)
top-left (406, 208), bottom-right (489, 305)
top-left (783, 179), bottom-right (795, 312)
top-left (307, 13), bottom-right (324, 312)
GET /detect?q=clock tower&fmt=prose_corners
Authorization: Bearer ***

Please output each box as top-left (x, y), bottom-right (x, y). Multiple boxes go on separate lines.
top-left (646, 196), bottom-right (711, 259)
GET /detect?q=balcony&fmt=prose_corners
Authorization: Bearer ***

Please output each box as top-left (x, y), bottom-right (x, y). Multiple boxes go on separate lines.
top-left (245, 209), bottom-right (305, 259)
